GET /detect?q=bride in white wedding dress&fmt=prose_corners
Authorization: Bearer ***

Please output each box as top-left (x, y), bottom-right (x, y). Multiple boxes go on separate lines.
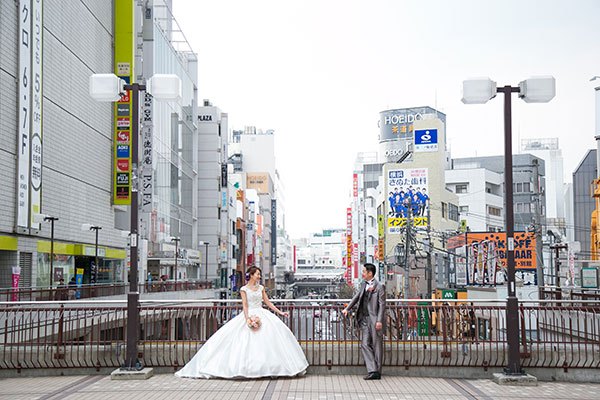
top-left (175, 267), bottom-right (308, 379)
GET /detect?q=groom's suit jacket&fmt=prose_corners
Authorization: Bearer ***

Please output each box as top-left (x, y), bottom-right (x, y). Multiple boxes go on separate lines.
top-left (346, 280), bottom-right (387, 331)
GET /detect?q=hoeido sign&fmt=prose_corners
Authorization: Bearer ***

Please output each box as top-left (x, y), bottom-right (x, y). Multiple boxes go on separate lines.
top-left (383, 113), bottom-right (423, 125)
top-left (379, 107), bottom-right (446, 142)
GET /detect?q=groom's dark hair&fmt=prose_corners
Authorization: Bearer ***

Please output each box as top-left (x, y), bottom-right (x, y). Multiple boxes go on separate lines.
top-left (364, 263), bottom-right (376, 276)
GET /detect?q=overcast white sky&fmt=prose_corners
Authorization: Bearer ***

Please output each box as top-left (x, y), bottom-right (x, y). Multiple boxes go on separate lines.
top-left (172, 0), bottom-right (600, 240)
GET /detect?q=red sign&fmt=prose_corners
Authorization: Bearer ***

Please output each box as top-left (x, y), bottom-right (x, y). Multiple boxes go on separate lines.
top-left (117, 130), bottom-right (130, 144)
top-left (293, 245), bottom-right (297, 273)
top-left (117, 159), bottom-right (129, 172)
top-left (119, 90), bottom-right (130, 103)
top-left (353, 173), bottom-right (358, 198)
top-left (11, 267), bottom-right (20, 302)
top-left (117, 117), bottom-right (130, 129)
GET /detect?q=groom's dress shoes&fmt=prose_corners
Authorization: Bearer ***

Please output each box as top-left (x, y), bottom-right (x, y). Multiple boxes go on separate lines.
top-left (363, 372), bottom-right (381, 380)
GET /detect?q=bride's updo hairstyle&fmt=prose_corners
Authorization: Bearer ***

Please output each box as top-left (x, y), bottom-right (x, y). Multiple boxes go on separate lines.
top-left (246, 266), bottom-right (262, 281)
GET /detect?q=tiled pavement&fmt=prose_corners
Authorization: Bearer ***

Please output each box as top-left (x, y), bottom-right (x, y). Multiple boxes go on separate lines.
top-left (0, 374), bottom-right (598, 400)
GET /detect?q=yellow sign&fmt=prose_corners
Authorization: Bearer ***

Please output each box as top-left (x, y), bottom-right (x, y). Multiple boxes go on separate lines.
top-left (113, 0), bottom-right (134, 205)
top-left (378, 215), bottom-right (385, 238)
top-left (387, 217), bottom-right (429, 228)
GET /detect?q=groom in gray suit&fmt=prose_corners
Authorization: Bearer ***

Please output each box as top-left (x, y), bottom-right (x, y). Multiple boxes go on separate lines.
top-left (342, 263), bottom-right (386, 380)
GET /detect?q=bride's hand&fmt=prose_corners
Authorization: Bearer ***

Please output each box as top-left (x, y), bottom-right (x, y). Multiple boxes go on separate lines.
top-left (280, 311), bottom-right (289, 317)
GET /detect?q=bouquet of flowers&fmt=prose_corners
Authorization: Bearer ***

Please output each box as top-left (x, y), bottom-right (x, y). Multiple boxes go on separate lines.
top-left (247, 315), bottom-right (261, 331)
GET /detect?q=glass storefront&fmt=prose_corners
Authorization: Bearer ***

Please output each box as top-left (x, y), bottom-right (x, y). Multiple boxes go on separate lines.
top-left (37, 253), bottom-right (125, 287)
top-left (36, 254), bottom-right (74, 288)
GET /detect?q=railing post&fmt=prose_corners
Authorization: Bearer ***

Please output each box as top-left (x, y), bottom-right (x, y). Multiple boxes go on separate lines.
top-left (54, 304), bottom-right (65, 360)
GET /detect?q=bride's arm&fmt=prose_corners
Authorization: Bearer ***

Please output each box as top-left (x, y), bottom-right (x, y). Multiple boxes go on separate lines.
top-left (262, 288), bottom-right (288, 317)
top-left (240, 289), bottom-right (251, 324)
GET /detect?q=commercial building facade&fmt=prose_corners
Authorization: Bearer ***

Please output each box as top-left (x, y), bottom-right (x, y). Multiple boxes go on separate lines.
top-left (0, 1), bottom-right (206, 291)
top-left (0, 0), bottom-right (129, 289)
top-left (573, 149), bottom-right (596, 259)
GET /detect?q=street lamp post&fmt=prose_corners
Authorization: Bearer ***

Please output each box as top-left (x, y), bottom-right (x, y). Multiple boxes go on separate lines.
top-left (34, 214), bottom-right (59, 288)
top-left (82, 224), bottom-right (102, 284)
top-left (90, 73), bottom-right (180, 371)
top-left (46, 216), bottom-right (58, 288)
top-left (462, 76), bottom-right (555, 376)
top-left (200, 241), bottom-right (209, 283)
top-left (171, 237), bottom-right (180, 283)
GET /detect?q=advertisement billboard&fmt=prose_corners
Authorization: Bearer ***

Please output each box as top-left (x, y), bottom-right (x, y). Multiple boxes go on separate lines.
top-left (246, 173), bottom-right (270, 194)
top-left (17, 0), bottom-right (32, 229)
top-left (379, 107), bottom-right (446, 142)
top-left (29, 0), bottom-right (44, 228)
top-left (112, 0), bottom-right (134, 205)
top-left (448, 231), bottom-right (537, 285)
top-left (271, 199), bottom-right (277, 267)
top-left (385, 168), bottom-right (429, 234)
top-left (346, 208), bottom-right (352, 285)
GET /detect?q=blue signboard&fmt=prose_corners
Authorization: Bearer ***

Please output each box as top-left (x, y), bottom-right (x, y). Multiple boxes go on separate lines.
top-left (117, 145), bottom-right (130, 158)
top-left (414, 129), bottom-right (438, 152)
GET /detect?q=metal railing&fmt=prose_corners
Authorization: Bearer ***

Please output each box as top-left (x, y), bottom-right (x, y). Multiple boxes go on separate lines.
top-left (540, 287), bottom-right (600, 303)
top-left (0, 299), bottom-right (598, 371)
top-left (0, 281), bottom-right (213, 302)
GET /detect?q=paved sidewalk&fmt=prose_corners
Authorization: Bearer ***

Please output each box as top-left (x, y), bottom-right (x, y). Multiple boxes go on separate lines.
top-left (0, 374), bottom-right (598, 399)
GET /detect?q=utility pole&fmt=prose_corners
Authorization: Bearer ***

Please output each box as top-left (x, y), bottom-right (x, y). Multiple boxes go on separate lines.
top-left (401, 197), bottom-right (412, 342)
top-left (403, 197), bottom-right (411, 300)
top-left (550, 243), bottom-right (568, 289)
top-left (532, 159), bottom-right (545, 287)
top-left (426, 200), bottom-right (432, 298)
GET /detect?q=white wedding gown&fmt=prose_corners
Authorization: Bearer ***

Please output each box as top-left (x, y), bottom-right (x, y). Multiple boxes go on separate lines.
top-left (175, 285), bottom-right (308, 379)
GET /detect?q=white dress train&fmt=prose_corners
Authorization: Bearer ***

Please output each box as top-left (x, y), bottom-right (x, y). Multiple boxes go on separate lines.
top-left (175, 285), bottom-right (308, 379)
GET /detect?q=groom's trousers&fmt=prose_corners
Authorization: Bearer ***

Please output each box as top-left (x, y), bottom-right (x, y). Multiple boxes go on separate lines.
top-left (359, 319), bottom-right (383, 374)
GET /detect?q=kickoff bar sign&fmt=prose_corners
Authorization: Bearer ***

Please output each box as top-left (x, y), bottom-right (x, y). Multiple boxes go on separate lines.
top-left (113, 0), bottom-right (134, 205)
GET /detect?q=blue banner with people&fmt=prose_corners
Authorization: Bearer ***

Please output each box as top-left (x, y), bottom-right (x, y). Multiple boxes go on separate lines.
top-left (386, 168), bottom-right (429, 234)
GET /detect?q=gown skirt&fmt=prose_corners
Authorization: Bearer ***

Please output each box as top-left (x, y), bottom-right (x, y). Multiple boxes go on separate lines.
top-left (175, 306), bottom-right (308, 379)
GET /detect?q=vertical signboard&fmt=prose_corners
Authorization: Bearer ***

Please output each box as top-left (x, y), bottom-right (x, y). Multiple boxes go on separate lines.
top-left (140, 92), bottom-right (153, 211)
top-left (113, 0), bottom-right (134, 205)
top-left (29, 0), bottom-right (43, 227)
top-left (353, 243), bottom-right (359, 279)
top-left (346, 207), bottom-right (352, 285)
top-left (11, 267), bottom-right (21, 301)
top-left (271, 199), bottom-right (277, 266)
top-left (17, 0), bottom-right (32, 229)
top-left (386, 168), bottom-right (429, 234)
top-left (139, 2), bottom-right (154, 239)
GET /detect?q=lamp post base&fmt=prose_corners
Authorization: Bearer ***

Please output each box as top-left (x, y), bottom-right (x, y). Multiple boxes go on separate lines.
top-left (111, 367), bottom-right (154, 380)
top-left (492, 372), bottom-right (538, 386)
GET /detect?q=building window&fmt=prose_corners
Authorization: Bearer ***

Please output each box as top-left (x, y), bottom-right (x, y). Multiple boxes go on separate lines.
top-left (515, 202), bottom-right (531, 213)
top-left (442, 202), bottom-right (448, 219)
top-left (487, 206), bottom-right (501, 216)
top-left (449, 203), bottom-right (459, 222)
top-left (514, 182), bottom-right (531, 193)
top-left (455, 183), bottom-right (468, 194)
top-left (459, 206), bottom-right (469, 214)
